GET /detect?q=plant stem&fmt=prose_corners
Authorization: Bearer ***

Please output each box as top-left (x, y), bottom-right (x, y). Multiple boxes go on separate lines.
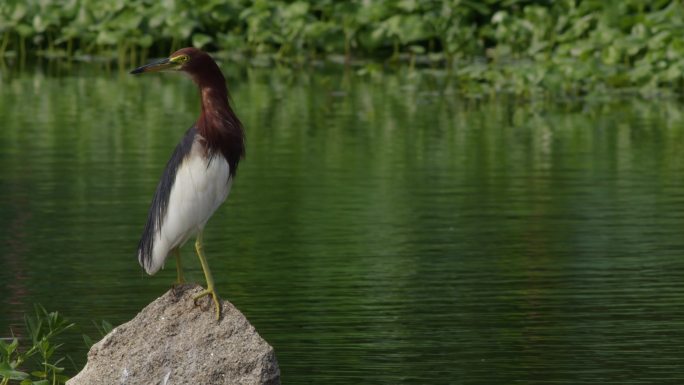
top-left (19, 35), bottom-right (26, 68)
top-left (0, 31), bottom-right (9, 57)
top-left (344, 32), bottom-right (351, 64)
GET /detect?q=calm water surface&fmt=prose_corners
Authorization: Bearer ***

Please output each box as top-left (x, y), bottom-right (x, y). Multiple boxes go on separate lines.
top-left (1, 63), bottom-right (684, 384)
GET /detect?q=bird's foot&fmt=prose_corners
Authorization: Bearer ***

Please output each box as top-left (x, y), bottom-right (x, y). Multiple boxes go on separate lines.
top-left (193, 286), bottom-right (221, 320)
top-left (171, 281), bottom-right (185, 296)
top-left (175, 274), bottom-right (185, 285)
top-left (170, 279), bottom-right (190, 301)
top-left (171, 273), bottom-right (186, 291)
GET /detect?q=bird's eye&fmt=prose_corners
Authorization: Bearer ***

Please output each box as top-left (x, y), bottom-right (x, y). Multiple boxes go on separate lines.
top-left (174, 55), bottom-right (189, 64)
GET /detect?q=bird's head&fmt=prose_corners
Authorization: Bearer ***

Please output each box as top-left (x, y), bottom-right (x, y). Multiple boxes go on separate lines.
top-left (129, 47), bottom-right (212, 77)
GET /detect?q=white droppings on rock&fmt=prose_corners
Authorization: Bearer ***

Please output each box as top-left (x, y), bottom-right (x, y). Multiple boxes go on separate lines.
top-left (119, 367), bottom-right (129, 384)
top-left (162, 369), bottom-right (171, 385)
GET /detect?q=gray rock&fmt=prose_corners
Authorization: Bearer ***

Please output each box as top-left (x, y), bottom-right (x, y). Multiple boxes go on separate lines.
top-left (68, 284), bottom-right (280, 385)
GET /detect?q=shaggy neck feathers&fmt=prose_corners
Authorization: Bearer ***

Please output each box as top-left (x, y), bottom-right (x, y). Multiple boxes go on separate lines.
top-left (191, 57), bottom-right (245, 178)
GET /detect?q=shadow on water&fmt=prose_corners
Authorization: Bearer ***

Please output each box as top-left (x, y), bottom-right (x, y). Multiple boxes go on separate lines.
top-left (1, 62), bottom-right (684, 383)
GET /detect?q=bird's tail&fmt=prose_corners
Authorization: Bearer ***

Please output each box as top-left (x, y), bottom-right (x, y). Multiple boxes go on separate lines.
top-left (137, 221), bottom-right (162, 275)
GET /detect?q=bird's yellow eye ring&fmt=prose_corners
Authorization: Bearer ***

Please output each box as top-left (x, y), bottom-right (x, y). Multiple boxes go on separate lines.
top-left (172, 55), bottom-right (189, 64)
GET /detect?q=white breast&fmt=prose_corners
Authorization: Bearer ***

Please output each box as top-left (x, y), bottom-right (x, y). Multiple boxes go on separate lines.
top-left (148, 139), bottom-right (231, 274)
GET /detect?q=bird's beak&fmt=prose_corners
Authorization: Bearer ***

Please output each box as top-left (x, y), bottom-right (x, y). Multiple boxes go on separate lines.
top-left (130, 57), bottom-right (177, 75)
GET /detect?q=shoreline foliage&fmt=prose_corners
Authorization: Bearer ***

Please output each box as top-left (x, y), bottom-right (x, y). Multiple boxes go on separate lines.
top-left (0, 0), bottom-right (682, 95)
top-left (0, 306), bottom-right (74, 385)
top-left (0, 307), bottom-right (111, 385)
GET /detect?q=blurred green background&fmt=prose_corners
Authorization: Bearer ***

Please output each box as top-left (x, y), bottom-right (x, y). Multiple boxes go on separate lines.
top-left (1, 0), bottom-right (684, 96)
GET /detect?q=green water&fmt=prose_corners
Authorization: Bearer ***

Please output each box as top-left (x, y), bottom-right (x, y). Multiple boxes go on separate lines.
top-left (1, 64), bottom-right (684, 384)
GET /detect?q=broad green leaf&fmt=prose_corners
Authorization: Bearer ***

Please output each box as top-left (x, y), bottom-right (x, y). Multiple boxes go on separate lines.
top-left (82, 334), bottom-right (93, 349)
top-left (31, 370), bottom-right (47, 378)
top-left (0, 361), bottom-right (29, 380)
top-left (15, 23), bottom-right (33, 36)
top-left (192, 33), bottom-right (212, 49)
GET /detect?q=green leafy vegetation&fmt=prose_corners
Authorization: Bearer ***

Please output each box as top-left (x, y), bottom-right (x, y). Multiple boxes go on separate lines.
top-left (0, 306), bottom-right (114, 385)
top-left (81, 321), bottom-right (112, 350)
top-left (0, 1), bottom-right (682, 95)
top-left (0, 306), bottom-right (74, 385)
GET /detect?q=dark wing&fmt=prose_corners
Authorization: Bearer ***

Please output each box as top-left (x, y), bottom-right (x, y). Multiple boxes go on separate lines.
top-left (137, 125), bottom-right (197, 272)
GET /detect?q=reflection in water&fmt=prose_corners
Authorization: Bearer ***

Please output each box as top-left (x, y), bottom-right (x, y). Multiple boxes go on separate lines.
top-left (1, 65), bottom-right (684, 383)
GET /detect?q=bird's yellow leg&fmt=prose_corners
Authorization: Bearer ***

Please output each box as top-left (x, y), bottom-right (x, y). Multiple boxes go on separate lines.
top-left (192, 231), bottom-right (221, 320)
top-left (175, 248), bottom-right (185, 284)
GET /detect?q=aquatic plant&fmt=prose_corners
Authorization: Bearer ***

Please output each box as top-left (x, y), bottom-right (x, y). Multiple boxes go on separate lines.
top-left (81, 320), bottom-right (112, 350)
top-left (0, 306), bottom-right (74, 385)
top-left (0, 0), bottom-right (682, 95)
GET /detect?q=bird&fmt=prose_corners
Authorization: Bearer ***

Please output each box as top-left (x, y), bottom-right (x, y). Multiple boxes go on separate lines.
top-left (130, 47), bottom-right (245, 320)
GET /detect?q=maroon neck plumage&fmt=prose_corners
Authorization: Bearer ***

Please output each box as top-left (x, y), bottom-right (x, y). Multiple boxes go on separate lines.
top-left (185, 51), bottom-right (245, 177)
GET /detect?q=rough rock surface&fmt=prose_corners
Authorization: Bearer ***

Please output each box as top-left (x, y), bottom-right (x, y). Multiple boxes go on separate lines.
top-left (68, 284), bottom-right (280, 385)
